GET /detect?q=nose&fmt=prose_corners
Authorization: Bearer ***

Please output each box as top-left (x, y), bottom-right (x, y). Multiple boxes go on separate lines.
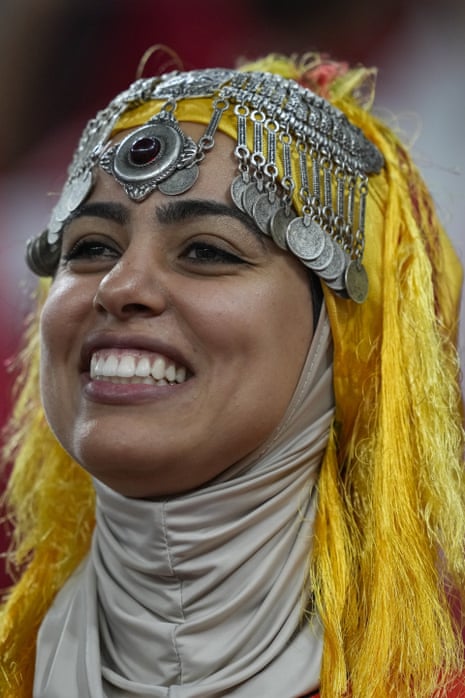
top-left (93, 248), bottom-right (169, 320)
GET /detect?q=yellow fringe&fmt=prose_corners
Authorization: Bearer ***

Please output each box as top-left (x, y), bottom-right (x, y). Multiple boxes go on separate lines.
top-left (0, 280), bottom-right (95, 696)
top-left (315, 96), bottom-right (465, 695)
top-left (1, 55), bottom-right (464, 698)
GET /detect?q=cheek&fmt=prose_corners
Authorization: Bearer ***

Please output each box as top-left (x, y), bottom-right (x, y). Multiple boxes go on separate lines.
top-left (40, 276), bottom-right (82, 363)
top-left (183, 268), bottom-right (313, 388)
top-left (39, 277), bottom-right (94, 427)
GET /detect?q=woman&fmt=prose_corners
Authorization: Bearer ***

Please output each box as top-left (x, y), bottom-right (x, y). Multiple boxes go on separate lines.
top-left (1, 53), bottom-right (464, 697)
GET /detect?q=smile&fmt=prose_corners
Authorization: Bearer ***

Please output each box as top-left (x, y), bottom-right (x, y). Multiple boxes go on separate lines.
top-left (90, 350), bottom-right (188, 386)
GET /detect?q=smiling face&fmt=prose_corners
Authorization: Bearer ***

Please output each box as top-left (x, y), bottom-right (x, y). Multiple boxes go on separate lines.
top-left (40, 124), bottom-right (314, 497)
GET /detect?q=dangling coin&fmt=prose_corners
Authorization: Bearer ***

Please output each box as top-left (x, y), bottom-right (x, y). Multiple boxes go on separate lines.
top-left (345, 260), bottom-right (369, 303)
top-left (158, 165), bottom-right (199, 195)
top-left (252, 193), bottom-right (281, 236)
top-left (318, 241), bottom-right (346, 281)
top-left (231, 175), bottom-right (248, 212)
top-left (242, 181), bottom-right (262, 217)
top-left (66, 171), bottom-right (93, 212)
top-left (286, 217), bottom-right (325, 261)
top-left (325, 271), bottom-right (346, 293)
top-left (270, 207), bottom-right (296, 250)
top-left (303, 233), bottom-right (334, 272)
top-left (52, 194), bottom-right (70, 226)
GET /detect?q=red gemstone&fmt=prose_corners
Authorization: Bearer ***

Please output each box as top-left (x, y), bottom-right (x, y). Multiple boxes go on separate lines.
top-left (129, 136), bottom-right (161, 165)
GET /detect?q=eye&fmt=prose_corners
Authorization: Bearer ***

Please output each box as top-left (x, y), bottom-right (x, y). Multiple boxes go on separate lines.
top-left (182, 241), bottom-right (244, 265)
top-left (61, 237), bottom-right (120, 265)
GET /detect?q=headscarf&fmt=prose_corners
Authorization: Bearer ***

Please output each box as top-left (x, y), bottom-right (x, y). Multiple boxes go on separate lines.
top-left (1, 53), bottom-right (464, 698)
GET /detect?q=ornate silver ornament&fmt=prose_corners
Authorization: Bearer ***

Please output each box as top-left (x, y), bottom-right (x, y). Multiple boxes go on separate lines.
top-left (270, 207), bottom-right (296, 250)
top-left (316, 241), bottom-right (347, 281)
top-left (304, 234), bottom-right (334, 273)
top-left (242, 181), bottom-right (263, 218)
top-left (286, 218), bottom-right (326, 262)
top-left (345, 260), bottom-right (369, 303)
top-left (99, 113), bottom-right (199, 200)
top-left (29, 65), bottom-right (384, 303)
top-left (252, 192), bottom-right (281, 236)
top-left (230, 175), bottom-right (249, 212)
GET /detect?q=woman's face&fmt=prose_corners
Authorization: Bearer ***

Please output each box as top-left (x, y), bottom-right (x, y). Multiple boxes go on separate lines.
top-left (40, 124), bottom-right (314, 497)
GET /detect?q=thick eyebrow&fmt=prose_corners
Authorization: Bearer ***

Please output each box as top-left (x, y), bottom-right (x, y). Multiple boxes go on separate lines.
top-left (63, 198), bottom-right (265, 245)
top-left (65, 201), bottom-right (130, 227)
top-left (155, 199), bottom-right (265, 244)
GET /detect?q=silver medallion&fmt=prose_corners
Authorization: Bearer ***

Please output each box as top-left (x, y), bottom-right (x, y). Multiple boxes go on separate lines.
top-left (230, 175), bottom-right (248, 212)
top-left (113, 122), bottom-right (182, 183)
top-left (51, 191), bottom-right (72, 227)
top-left (270, 207), bottom-right (296, 250)
top-left (252, 193), bottom-right (281, 236)
top-left (99, 116), bottom-right (199, 202)
top-left (158, 165), bottom-right (199, 195)
top-left (317, 240), bottom-right (346, 281)
top-left (345, 260), bottom-right (369, 303)
top-left (47, 171), bottom-right (94, 244)
top-left (286, 217), bottom-right (325, 261)
top-left (304, 233), bottom-right (334, 272)
top-left (242, 182), bottom-right (262, 217)
top-left (325, 271), bottom-right (347, 293)
top-left (67, 171), bottom-right (93, 212)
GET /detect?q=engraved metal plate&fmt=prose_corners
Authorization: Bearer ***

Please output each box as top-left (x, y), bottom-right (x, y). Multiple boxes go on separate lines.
top-left (325, 271), bottom-right (346, 292)
top-left (252, 193), bottom-right (281, 236)
top-left (230, 175), bottom-right (248, 212)
top-left (113, 123), bottom-right (182, 184)
top-left (318, 240), bottom-right (346, 281)
top-left (242, 182), bottom-right (262, 217)
top-left (47, 172), bottom-right (94, 244)
top-left (345, 260), bottom-right (369, 303)
top-left (67, 171), bottom-right (93, 212)
top-left (304, 233), bottom-right (334, 272)
top-left (270, 207), bottom-right (296, 250)
top-left (158, 165), bottom-right (199, 195)
top-left (286, 217), bottom-right (325, 261)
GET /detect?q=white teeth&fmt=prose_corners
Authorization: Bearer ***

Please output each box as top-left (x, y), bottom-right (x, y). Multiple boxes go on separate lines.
top-left (165, 363), bottom-right (176, 383)
top-left (151, 357), bottom-right (166, 380)
top-left (94, 355), bottom-right (105, 375)
top-left (117, 355), bottom-right (136, 378)
top-left (89, 350), bottom-right (188, 385)
top-left (175, 366), bottom-right (186, 383)
top-left (103, 355), bottom-right (118, 377)
top-left (90, 354), bottom-right (98, 376)
top-left (135, 356), bottom-right (151, 377)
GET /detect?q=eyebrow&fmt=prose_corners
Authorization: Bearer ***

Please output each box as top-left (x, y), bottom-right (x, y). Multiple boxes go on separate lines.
top-left (155, 199), bottom-right (265, 242)
top-left (65, 201), bottom-right (129, 227)
top-left (63, 198), bottom-right (265, 244)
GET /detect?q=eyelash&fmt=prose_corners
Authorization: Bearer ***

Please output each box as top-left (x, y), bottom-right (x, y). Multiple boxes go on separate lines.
top-left (61, 238), bottom-right (245, 267)
top-left (182, 241), bottom-right (244, 265)
top-left (61, 238), bottom-right (119, 263)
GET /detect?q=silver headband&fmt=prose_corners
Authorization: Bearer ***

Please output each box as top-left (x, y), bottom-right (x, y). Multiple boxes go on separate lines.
top-left (27, 68), bottom-right (384, 303)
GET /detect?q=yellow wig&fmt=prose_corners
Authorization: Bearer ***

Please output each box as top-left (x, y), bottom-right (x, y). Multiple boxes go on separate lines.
top-left (1, 54), bottom-right (464, 697)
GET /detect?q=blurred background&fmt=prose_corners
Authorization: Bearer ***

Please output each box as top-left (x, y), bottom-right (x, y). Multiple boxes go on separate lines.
top-left (0, 0), bottom-right (464, 586)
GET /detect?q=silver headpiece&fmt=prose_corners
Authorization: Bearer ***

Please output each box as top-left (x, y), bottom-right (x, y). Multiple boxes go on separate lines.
top-left (27, 68), bottom-right (384, 303)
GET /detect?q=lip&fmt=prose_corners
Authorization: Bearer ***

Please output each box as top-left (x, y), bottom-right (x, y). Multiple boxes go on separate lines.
top-left (80, 331), bottom-right (194, 376)
top-left (81, 373), bottom-right (191, 405)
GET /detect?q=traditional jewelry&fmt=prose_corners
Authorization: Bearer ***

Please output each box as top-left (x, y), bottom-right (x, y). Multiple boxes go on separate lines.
top-left (27, 68), bottom-right (384, 302)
